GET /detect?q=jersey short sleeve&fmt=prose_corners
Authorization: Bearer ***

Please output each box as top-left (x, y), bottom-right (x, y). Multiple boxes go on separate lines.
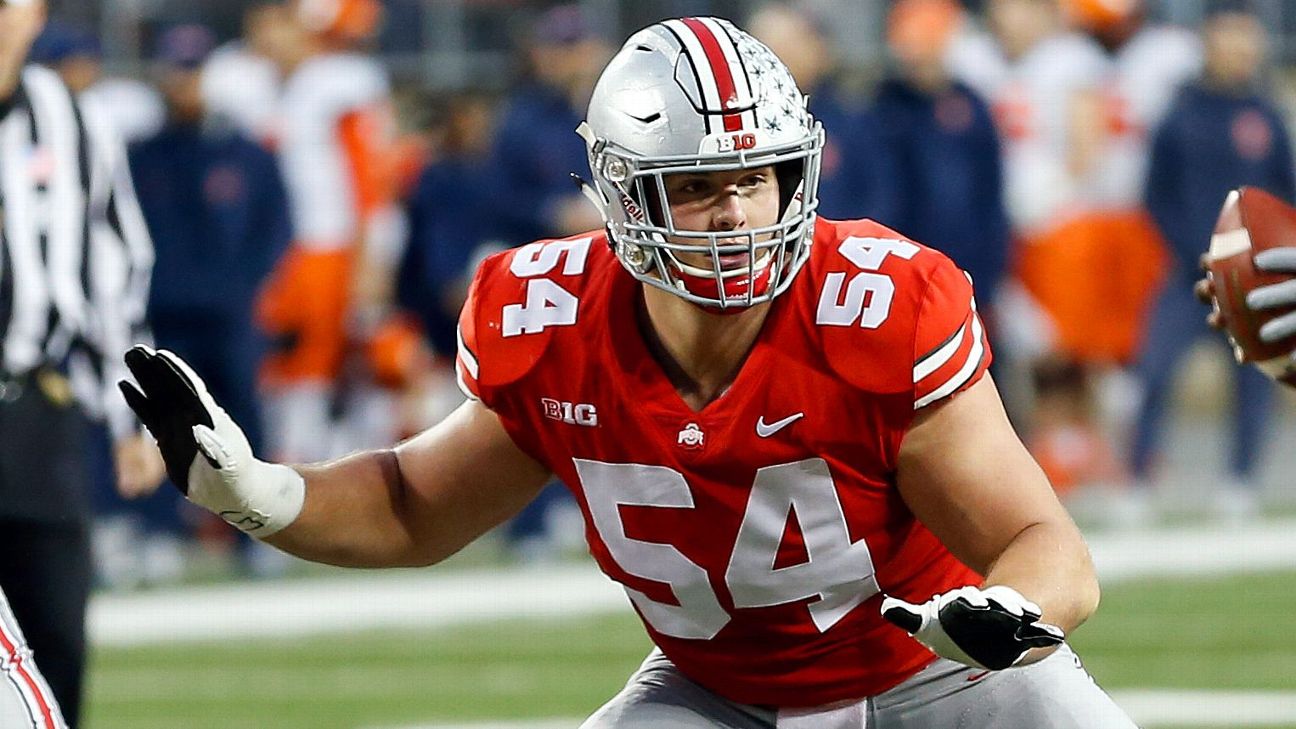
top-left (454, 250), bottom-right (529, 407)
top-left (912, 259), bottom-right (991, 409)
top-left (453, 251), bottom-right (533, 407)
top-left (454, 236), bottom-right (595, 407)
top-left (455, 276), bottom-right (483, 402)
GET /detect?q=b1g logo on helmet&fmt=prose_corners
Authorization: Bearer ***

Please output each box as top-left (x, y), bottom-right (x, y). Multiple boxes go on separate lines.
top-left (542, 398), bottom-right (598, 427)
top-left (701, 130), bottom-right (763, 155)
top-left (716, 133), bottom-right (757, 153)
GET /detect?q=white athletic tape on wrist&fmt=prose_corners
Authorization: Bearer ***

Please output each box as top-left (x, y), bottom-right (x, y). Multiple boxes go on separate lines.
top-left (190, 425), bottom-right (305, 536)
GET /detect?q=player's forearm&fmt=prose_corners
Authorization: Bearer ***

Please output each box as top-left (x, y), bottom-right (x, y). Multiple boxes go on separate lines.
top-left (264, 449), bottom-right (440, 568)
top-left (981, 520), bottom-right (1100, 636)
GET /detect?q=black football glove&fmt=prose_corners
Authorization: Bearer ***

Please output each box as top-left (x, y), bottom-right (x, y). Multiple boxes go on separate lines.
top-left (881, 585), bottom-right (1065, 670)
top-left (119, 344), bottom-right (305, 535)
top-left (118, 344), bottom-right (217, 493)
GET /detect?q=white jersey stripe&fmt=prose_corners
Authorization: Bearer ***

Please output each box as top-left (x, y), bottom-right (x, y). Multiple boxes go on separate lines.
top-left (915, 311), bottom-right (986, 410)
top-left (455, 359), bottom-right (479, 402)
top-left (456, 325), bottom-right (479, 380)
top-left (913, 320), bottom-right (968, 383)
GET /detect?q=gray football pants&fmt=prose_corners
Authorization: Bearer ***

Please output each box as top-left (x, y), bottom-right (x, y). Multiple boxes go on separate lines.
top-left (582, 644), bottom-right (1136, 729)
top-left (0, 587), bottom-right (68, 729)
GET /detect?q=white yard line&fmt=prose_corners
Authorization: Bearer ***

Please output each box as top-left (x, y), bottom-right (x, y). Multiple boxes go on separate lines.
top-left (88, 563), bottom-right (625, 647)
top-left (1087, 519), bottom-right (1296, 581)
top-left (87, 519), bottom-right (1296, 647)
top-left (1113, 690), bottom-right (1296, 726)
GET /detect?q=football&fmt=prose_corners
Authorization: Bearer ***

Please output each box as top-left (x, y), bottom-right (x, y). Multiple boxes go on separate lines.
top-left (1206, 186), bottom-right (1296, 379)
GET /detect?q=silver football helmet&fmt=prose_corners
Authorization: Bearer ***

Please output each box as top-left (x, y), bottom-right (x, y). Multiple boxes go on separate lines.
top-left (577, 17), bottom-right (824, 309)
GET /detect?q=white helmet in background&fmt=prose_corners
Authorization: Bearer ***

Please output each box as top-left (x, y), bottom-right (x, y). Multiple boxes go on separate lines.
top-left (578, 17), bottom-right (824, 309)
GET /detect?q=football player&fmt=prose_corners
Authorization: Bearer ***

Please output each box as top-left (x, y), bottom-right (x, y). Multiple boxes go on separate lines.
top-left (119, 18), bottom-right (1134, 728)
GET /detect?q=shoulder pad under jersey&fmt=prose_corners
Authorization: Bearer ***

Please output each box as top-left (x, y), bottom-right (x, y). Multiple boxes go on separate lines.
top-left (807, 218), bottom-right (991, 408)
top-left (456, 233), bottom-right (602, 403)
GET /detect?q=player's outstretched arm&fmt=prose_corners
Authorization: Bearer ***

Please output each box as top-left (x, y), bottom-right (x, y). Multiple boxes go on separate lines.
top-left (277, 395), bottom-right (551, 566)
top-left (885, 375), bottom-right (1097, 669)
top-left (120, 345), bottom-right (550, 568)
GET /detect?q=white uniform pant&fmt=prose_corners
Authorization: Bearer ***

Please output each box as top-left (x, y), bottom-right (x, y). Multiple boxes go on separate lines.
top-left (582, 644), bottom-right (1135, 729)
top-left (0, 588), bottom-right (67, 729)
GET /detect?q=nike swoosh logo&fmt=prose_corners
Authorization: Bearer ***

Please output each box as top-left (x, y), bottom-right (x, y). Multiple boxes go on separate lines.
top-left (756, 412), bottom-right (804, 438)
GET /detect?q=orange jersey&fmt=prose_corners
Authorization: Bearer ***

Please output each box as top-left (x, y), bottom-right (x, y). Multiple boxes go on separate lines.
top-left (457, 218), bottom-right (990, 705)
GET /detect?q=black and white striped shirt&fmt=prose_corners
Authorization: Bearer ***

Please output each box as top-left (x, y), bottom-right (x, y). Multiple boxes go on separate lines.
top-left (0, 64), bottom-right (153, 438)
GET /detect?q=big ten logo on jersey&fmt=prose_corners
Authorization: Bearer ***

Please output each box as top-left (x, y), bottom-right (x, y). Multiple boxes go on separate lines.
top-left (502, 237), bottom-right (592, 337)
top-left (816, 236), bottom-right (920, 328)
top-left (542, 397), bottom-right (598, 427)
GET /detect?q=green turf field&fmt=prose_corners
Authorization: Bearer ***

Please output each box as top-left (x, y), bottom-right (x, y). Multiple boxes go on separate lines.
top-left (83, 570), bottom-right (1296, 729)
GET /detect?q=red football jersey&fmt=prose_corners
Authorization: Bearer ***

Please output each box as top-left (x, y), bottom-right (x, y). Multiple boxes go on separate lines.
top-left (456, 218), bottom-right (991, 707)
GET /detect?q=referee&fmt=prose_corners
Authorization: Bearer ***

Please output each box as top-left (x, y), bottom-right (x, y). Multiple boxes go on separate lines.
top-left (0, 1), bottom-right (163, 726)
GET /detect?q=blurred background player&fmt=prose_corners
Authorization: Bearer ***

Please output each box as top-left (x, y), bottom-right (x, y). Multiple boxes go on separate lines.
top-left (944, 0), bottom-right (1112, 486)
top-left (254, 0), bottom-right (416, 464)
top-left (1054, 0), bottom-right (1202, 516)
top-left (124, 23), bottom-right (294, 578)
top-left (1061, 0), bottom-right (1200, 366)
top-left (747, 2), bottom-right (901, 224)
top-left (200, 2), bottom-right (292, 145)
top-left (874, 0), bottom-right (1010, 320)
top-left (1127, 0), bottom-right (1294, 525)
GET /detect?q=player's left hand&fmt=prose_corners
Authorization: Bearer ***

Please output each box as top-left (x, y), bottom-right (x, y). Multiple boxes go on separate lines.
top-left (881, 585), bottom-right (1065, 670)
